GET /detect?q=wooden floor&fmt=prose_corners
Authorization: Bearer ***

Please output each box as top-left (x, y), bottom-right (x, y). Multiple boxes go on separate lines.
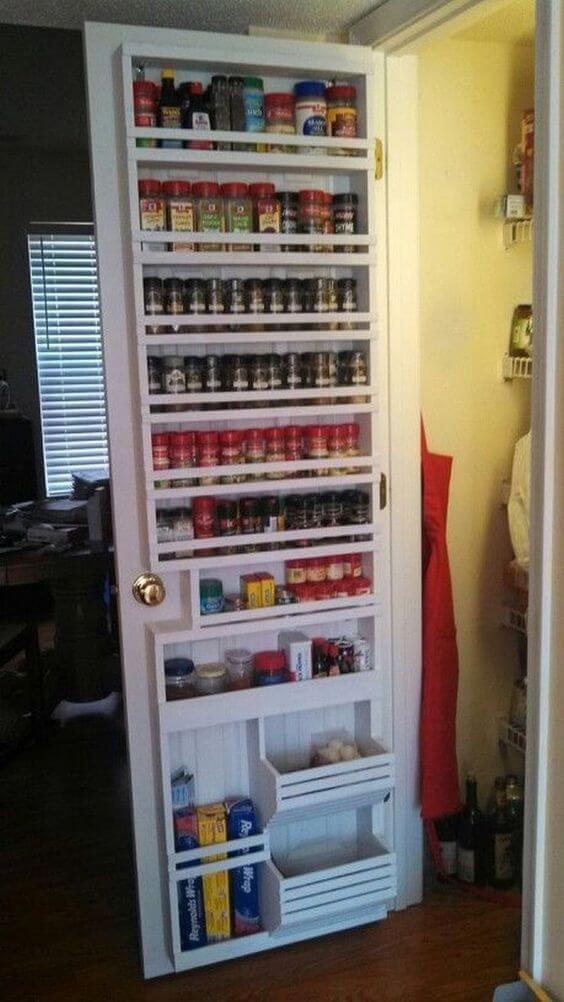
top-left (0, 717), bottom-right (521, 1001)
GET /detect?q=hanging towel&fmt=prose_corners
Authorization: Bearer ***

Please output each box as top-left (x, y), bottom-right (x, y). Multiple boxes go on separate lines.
top-left (421, 422), bottom-right (461, 819)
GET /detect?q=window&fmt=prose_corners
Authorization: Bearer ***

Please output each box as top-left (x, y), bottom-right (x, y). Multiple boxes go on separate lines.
top-left (28, 227), bottom-right (108, 497)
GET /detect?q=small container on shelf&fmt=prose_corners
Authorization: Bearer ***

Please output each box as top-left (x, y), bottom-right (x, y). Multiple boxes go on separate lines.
top-left (165, 657), bottom-right (195, 701)
top-left (194, 663), bottom-right (228, 696)
top-left (138, 179), bottom-right (165, 231)
top-left (192, 181), bottom-right (225, 251)
top-left (250, 183), bottom-right (280, 247)
top-left (294, 80), bottom-right (327, 153)
top-left (243, 76), bottom-right (266, 151)
top-left (222, 182), bottom-right (253, 251)
top-left (326, 84), bottom-right (358, 147)
top-left (265, 92), bottom-right (296, 152)
top-left (199, 577), bottom-right (224, 616)
top-left (225, 648), bottom-right (253, 690)
top-left (163, 180), bottom-right (195, 251)
top-left (298, 189), bottom-right (325, 252)
top-left (254, 650), bottom-right (287, 686)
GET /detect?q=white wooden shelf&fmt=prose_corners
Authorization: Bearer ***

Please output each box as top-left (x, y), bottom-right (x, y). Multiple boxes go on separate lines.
top-left (502, 355), bottom-right (533, 380)
top-left (148, 401), bottom-right (377, 424)
top-left (129, 124), bottom-right (370, 153)
top-left (136, 230), bottom-right (372, 248)
top-left (152, 456), bottom-right (374, 485)
top-left (156, 521), bottom-right (376, 556)
top-left (170, 831), bottom-right (270, 878)
top-left (498, 717), bottom-right (527, 754)
top-left (139, 311), bottom-right (374, 329)
top-left (197, 594), bottom-right (378, 630)
top-left (137, 250), bottom-right (374, 267)
top-left (150, 473), bottom-right (372, 500)
top-left (133, 145), bottom-right (373, 174)
top-left (142, 329), bottom-right (373, 346)
top-left (147, 385), bottom-right (374, 407)
top-left (154, 535), bottom-right (377, 573)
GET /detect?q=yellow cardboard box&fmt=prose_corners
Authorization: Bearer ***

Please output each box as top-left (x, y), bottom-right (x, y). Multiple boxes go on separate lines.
top-left (196, 803), bottom-right (231, 943)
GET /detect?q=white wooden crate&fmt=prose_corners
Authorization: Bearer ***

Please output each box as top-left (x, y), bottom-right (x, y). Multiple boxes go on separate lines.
top-left (262, 836), bottom-right (396, 929)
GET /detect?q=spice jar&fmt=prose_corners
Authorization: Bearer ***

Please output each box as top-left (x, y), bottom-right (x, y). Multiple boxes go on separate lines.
top-left (209, 75), bottom-right (231, 149)
top-left (311, 279), bottom-right (330, 318)
top-left (311, 352), bottom-right (331, 391)
top-left (222, 182), bottom-right (253, 251)
top-left (333, 193), bottom-right (358, 252)
top-left (172, 508), bottom-right (194, 543)
top-left (306, 557), bottom-right (327, 583)
top-left (284, 353), bottom-right (302, 391)
top-left (217, 498), bottom-right (240, 538)
top-left (229, 76), bottom-right (246, 133)
top-left (147, 356), bottom-right (162, 394)
top-left (196, 430), bottom-right (220, 485)
top-left (306, 493), bottom-right (324, 528)
top-left (164, 277), bottom-right (185, 332)
top-left (193, 181), bottom-right (225, 251)
top-left (152, 432), bottom-right (170, 488)
top-left (133, 79), bottom-right (157, 146)
top-left (194, 663), bottom-right (227, 696)
top-left (248, 354), bottom-right (269, 397)
top-left (253, 651), bottom-right (287, 686)
top-left (225, 278), bottom-right (246, 326)
top-left (245, 279), bottom-right (265, 315)
top-left (219, 430), bottom-right (245, 483)
top-left (299, 189), bottom-right (325, 251)
top-left (344, 489), bottom-right (370, 524)
top-left (156, 509), bottom-right (174, 545)
top-left (327, 424), bottom-right (346, 473)
top-left (138, 179), bottom-right (165, 230)
top-left (265, 92), bottom-right (296, 152)
top-left (169, 431), bottom-right (196, 487)
top-left (344, 552), bottom-right (363, 578)
top-left (266, 353), bottom-right (282, 391)
top-left (192, 496), bottom-right (217, 538)
top-left (200, 578), bottom-right (224, 615)
top-left (144, 276), bottom-right (164, 333)
top-left (249, 183), bottom-right (280, 248)
top-left (294, 81), bottom-right (327, 153)
top-left (184, 356), bottom-right (202, 400)
top-left (184, 278), bottom-right (207, 332)
top-left (349, 350), bottom-right (369, 402)
top-left (201, 355), bottom-right (222, 400)
top-left (263, 278), bottom-right (284, 317)
top-left (164, 658), bottom-right (195, 701)
top-left (286, 558), bottom-right (308, 585)
top-left (163, 180), bottom-right (195, 251)
top-left (278, 191), bottom-right (299, 251)
top-left (291, 582), bottom-right (317, 603)
top-left (231, 355), bottom-right (249, 402)
top-left (284, 425), bottom-right (304, 464)
top-left (225, 648), bottom-right (253, 690)
top-left (264, 426), bottom-right (285, 478)
top-left (240, 497), bottom-right (262, 546)
top-left (243, 76), bottom-right (266, 152)
top-left (262, 495), bottom-right (284, 537)
top-left (322, 491), bottom-right (343, 526)
top-left (326, 84), bottom-right (358, 147)
top-left (337, 277), bottom-right (358, 330)
top-left (351, 576), bottom-right (372, 597)
top-left (163, 355), bottom-right (186, 395)
top-left (342, 422), bottom-right (361, 472)
top-left (326, 553), bottom-right (345, 581)
top-left (245, 428), bottom-right (266, 477)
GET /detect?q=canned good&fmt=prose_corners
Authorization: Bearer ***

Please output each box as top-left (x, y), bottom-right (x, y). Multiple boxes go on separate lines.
top-left (200, 578), bottom-right (224, 616)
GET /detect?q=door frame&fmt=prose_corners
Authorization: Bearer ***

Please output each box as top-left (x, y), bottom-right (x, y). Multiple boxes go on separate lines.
top-left (351, 0), bottom-right (563, 989)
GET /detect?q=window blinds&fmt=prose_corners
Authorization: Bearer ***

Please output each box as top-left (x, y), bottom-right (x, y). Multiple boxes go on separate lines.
top-left (28, 231), bottom-right (108, 497)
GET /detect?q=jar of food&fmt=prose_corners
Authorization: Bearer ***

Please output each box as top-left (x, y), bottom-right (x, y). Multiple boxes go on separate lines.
top-left (200, 578), bottom-right (224, 616)
top-left (148, 356), bottom-right (163, 398)
top-left (253, 651), bottom-right (287, 686)
top-left (192, 180), bottom-right (225, 251)
top-left (341, 422), bottom-right (361, 473)
top-left (333, 193), bottom-right (358, 252)
top-left (294, 81), bottom-right (327, 153)
top-left (243, 77), bottom-right (266, 151)
top-left (183, 356), bottom-right (202, 401)
top-left (217, 498), bottom-right (240, 537)
top-left (281, 353), bottom-right (300, 391)
top-left (169, 430), bottom-right (196, 483)
top-left (351, 576), bottom-right (372, 597)
top-left (290, 582), bottom-right (316, 603)
top-left (163, 355), bottom-right (186, 395)
top-left (245, 278), bottom-right (265, 315)
top-left (344, 489), bottom-right (370, 524)
top-left (263, 278), bottom-right (284, 317)
top-left (152, 432), bottom-right (170, 488)
top-left (278, 192), bottom-right (299, 251)
top-left (231, 356), bottom-right (249, 402)
top-left (225, 648), bottom-right (253, 690)
top-left (284, 494), bottom-right (306, 534)
top-left (326, 84), bottom-right (358, 146)
top-left (311, 352), bottom-right (331, 392)
top-left (222, 182), bottom-right (253, 251)
top-left (192, 496), bottom-right (217, 539)
top-left (138, 179), bottom-right (165, 230)
top-left (219, 430), bottom-right (245, 482)
top-left (284, 425), bottom-right (304, 464)
top-left (262, 495), bottom-right (284, 538)
top-left (275, 585), bottom-right (297, 605)
top-left (184, 278), bottom-right (207, 328)
top-left (311, 279), bottom-right (330, 318)
top-left (349, 350), bottom-right (369, 402)
top-left (343, 553), bottom-right (363, 579)
top-left (201, 356), bottom-right (222, 401)
top-left (306, 557), bottom-right (326, 583)
top-left (164, 657), bottom-right (195, 701)
top-left (322, 491), bottom-right (344, 526)
top-left (306, 493), bottom-right (324, 529)
top-left (245, 428), bottom-right (266, 476)
top-left (194, 663), bottom-right (227, 696)
top-left (337, 277), bottom-right (358, 330)
top-left (229, 76), bottom-right (246, 133)
top-left (314, 580), bottom-right (333, 601)
top-left (326, 553), bottom-right (345, 581)
top-left (285, 558), bottom-right (308, 585)
top-left (133, 79), bottom-right (157, 147)
top-left (163, 180), bottom-right (195, 251)
top-left (305, 424), bottom-right (329, 462)
top-left (284, 278), bottom-right (303, 317)
top-left (266, 353), bottom-right (282, 391)
top-left (144, 276), bottom-right (164, 333)
top-left (156, 509), bottom-right (174, 544)
top-left (246, 355), bottom-right (268, 398)
top-left (205, 278), bottom-right (225, 323)
top-left (225, 278), bottom-right (247, 326)
top-left (196, 430), bottom-right (220, 484)
top-left (240, 497), bottom-right (262, 547)
top-left (249, 183), bottom-right (280, 247)
top-left (163, 277), bottom-right (185, 333)
top-left (298, 189), bottom-right (325, 252)
top-left (264, 426), bottom-right (285, 478)
top-left (265, 92), bottom-right (296, 152)
top-left (327, 424), bottom-right (347, 474)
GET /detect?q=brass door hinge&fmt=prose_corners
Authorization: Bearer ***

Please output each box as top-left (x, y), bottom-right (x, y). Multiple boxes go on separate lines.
top-left (379, 472), bottom-right (388, 510)
top-left (375, 138), bottom-right (384, 180)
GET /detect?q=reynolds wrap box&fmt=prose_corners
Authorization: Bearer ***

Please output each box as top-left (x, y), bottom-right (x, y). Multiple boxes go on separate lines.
top-left (226, 798), bottom-right (261, 936)
top-left (174, 809), bottom-right (207, 951)
top-left (196, 804), bottom-right (231, 942)
top-left (278, 630), bottom-right (312, 682)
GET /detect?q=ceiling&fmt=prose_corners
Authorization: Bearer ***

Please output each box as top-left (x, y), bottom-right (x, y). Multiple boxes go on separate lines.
top-left (454, 0), bottom-right (535, 45)
top-left (0, 0), bottom-right (380, 36)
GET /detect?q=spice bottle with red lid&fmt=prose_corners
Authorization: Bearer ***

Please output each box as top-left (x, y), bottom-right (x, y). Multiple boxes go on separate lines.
top-left (133, 79), bottom-right (158, 147)
top-left (245, 428), bottom-right (266, 478)
top-left (163, 180), bottom-right (195, 252)
top-left (264, 426), bottom-right (285, 479)
top-left (221, 182), bottom-right (253, 251)
top-left (284, 425), bottom-right (304, 466)
top-left (169, 431), bottom-right (197, 487)
top-left (139, 179), bottom-right (165, 230)
top-left (298, 189), bottom-right (325, 252)
top-left (192, 496), bottom-right (217, 539)
top-left (196, 430), bottom-right (220, 485)
top-left (193, 181), bottom-right (225, 252)
top-left (249, 183), bottom-right (280, 250)
top-left (253, 651), bottom-right (287, 686)
top-left (152, 432), bottom-right (170, 489)
top-left (265, 92), bottom-right (296, 153)
top-left (326, 84), bottom-right (358, 149)
top-left (219, 430), bottom-right (246, 483)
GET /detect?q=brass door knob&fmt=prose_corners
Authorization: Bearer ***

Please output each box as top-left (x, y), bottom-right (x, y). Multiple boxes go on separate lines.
top-left (132, 573), bottom-right (166, 606)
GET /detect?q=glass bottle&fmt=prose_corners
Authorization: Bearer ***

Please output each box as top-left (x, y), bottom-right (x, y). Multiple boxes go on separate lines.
top-left (456, 773), bottom-right (487, 885)
top-left (158, 69), bottom-right (182, 149)
top-left (489, 777), bottom-right (516, 889)
top-left (506, 774), bottom-right (524, 883)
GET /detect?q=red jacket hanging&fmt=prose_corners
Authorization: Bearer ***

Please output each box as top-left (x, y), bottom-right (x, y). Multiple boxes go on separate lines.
top-left (421, 423), bottom-right (461, 820)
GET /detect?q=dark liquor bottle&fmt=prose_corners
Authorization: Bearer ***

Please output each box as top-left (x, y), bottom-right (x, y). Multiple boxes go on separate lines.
top-left (506, 773), bottom-right (524, 884)
top-left (158, 69), bottom-right (182, 149)
top-left (457, 773), bottom-right (487, 885)
top-left (489, 777), bottom-right (515, 889)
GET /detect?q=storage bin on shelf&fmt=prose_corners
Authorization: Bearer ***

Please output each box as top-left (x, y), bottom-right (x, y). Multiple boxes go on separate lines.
top-left (261, 835), bottom-right (396, 930)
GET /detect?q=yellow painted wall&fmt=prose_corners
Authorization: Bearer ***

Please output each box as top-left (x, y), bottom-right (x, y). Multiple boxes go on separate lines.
top-left (418, 37), bottom-right (533, 801)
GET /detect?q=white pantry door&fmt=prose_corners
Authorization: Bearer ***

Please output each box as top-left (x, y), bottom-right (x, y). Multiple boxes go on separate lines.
top-left (84, 22), bottom-right (422, 978)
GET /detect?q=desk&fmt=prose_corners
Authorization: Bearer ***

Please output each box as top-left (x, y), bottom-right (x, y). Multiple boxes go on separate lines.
top-left (0, 545), bottom-right (115, 702)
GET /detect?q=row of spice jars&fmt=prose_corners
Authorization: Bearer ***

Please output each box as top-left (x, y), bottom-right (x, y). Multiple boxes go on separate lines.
top-left (139, 178), bottom-right (359, 252)
top-left (144, 276), bottom-right (358, 330)
top-left (152, 422), bottom-right (362, 485)
top-left (148, 350), bottom-right (368, 396)
top-left (285, 552), bottom-right (366, 584)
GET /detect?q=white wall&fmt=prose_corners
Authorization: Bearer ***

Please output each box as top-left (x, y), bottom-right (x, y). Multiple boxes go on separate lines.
top-left (418, 37), bottom-right (533, 801)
